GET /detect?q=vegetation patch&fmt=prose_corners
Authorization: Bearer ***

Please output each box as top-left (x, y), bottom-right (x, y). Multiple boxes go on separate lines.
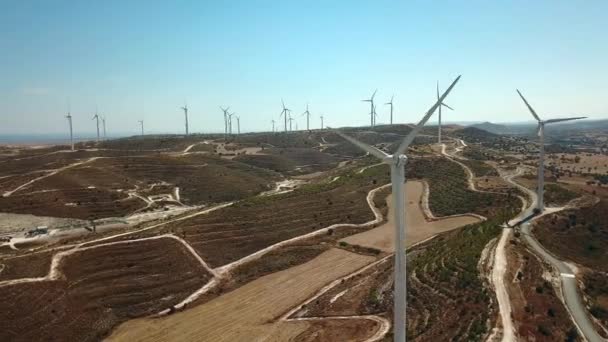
top-left (407, 157), bottom-right (520, 217)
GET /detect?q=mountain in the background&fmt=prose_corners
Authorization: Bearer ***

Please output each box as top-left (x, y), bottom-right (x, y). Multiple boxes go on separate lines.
top-left (468, 119), bottom-right (608, 136)
top-left (468, 122), bottom-right (514, 135)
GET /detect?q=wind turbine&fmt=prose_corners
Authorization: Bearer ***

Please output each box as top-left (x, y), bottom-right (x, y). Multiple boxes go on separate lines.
top-left (385, 95), bottom-right (394, 125)
top-left (138, 120), bottom-right (144, 136)
top-left (333, 75), bottom-right (461, 342)
top-left (280, 99), bottom-right (291, 132)
top-left (301, 103), bottom-right (311, 131)
top-left (288, 114), bottom-right (295, 132)
top-left (436, 81), bottom-right (454, 144)
top-left (320, 115), bottom-right (324, 130)
top-left (181, 104), bottom-right (189, 135)
top-left (271, 119), bottom-right (276, 132)
top-left (235, 115), bottom-right (241, 135)
top-left (65, 110), bottom-right (74, 151)
top-left (228, 112), bottom-right (235, 134)
top-left (220, 107), bottom-right (230, 139)
top-left (516, 89), bottom-right (586, 212)
top-left (92, 112), bottom-right (100, 143)
top-left (102, 116), bottom-right (107, 140)
top-left (362, 89), bottom-right (377, 127)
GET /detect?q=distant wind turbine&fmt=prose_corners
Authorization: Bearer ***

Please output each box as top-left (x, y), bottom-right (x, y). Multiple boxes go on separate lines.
top-left (301, 103), bottom-right (311, 131)
top-left (181, 104), bottom-right (189, 135)
top-left (271, 119), bottom-right (276, 132)
top-left (65, 110), bottom-right (74, 151)
top-left (362, 89), bottom-right (377, 127)
top-left (102, 116), bottom-right (107, 140)
top-left (436, 81), bottom-right (454, 144)
top-left (333, 75), bottom-right (461, 342)
top-left (385, 95), bottom-right (394, 125)
top-left (138, 120), bottom-right (144, 136)
top-left (516, 89), bottom-right (586, 212)
top-left (92, 112), bottom-right (100, 143)
top-left (288, 114), bottom-right (295, 132)
top-left (280, 99), bottom-right (291, 132)
top-left (320, 115), bottom-right (324, 130)
top-left (228, 112), bottom-right (235, 134)
top-left (220, 107), bottom-right (230, 139)
top-left (236, 115), bottom-right (241, 135)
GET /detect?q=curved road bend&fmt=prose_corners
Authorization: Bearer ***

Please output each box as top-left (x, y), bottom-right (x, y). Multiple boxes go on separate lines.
top-left (504, 170), bottom-right (605, 342)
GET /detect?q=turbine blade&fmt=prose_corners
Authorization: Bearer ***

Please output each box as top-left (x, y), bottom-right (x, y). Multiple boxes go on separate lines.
top-left (516, 89), bottom-right (541, 122)
top-left (395, 75), bottom-right (461, 155)
top-left (371, 89), bottom-right (377, 100)
top-left (332, 130), bottom-right (388, 159)
top-left (442, 103), bottom-right (454, 111)
top-left (544, 117), bottom-right (587, 124)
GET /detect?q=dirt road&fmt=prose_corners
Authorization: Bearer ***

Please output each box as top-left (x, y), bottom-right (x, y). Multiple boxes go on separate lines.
top-left (341, 181), bottom-right (480, 251)
top-left (108, 248), bottom-right (375, 342)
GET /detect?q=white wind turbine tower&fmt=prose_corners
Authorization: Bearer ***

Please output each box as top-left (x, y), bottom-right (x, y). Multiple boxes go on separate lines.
top-left (235, 115), bottom-right (241, 135)
top-left (280, 99), bottom-right (291, 132)
top-left (271, 119), bottom-right (276, 132)
top-left (362, 89), bottom-right (377, 127)
top-left (385, 95), bottom-right (394, 125)
top-left (288, 114), bottom-right (295, 132)
top-left (320, 115), bottom-right (324, 130)
top-left (92, 111), bottom-right (100, 143)
top-left (102, 116), bottom-right (107, 140)
top-left (138, 120), bottom-right (144, 136)
top-left (301, 103), bottom-right (311, 131)
top-left (65, 110), bottom-right (74, 151)
top-left (436, 81), bottom-right (454, 144)
top-left (228, 112), bottom-right (235, 134)
top-left (181, 104), bottom-right (189, 135)
top-left (333, 75), bottom-right (461, 342)
top-left (220, 107), bottom-right (230, 139)
top-left (516, 89), bottom-right (586, 212)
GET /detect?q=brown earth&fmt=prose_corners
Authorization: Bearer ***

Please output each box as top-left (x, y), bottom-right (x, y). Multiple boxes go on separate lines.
top-left (294, 318), bottom-right (381, 342)
top-left (0, 187), bottom-right (145, 219)
top-left (0, 250), bottom-right (53, 281)
top-left (0, 237), bottom-right (212, 342)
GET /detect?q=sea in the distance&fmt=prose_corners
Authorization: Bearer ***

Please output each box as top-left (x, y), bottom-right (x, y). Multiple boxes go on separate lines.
top-left (0, 133), bottom-right (124, 146)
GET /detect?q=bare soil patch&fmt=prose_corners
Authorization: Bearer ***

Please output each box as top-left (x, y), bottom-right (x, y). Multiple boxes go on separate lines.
top-left (341, 181), bottom-right (480, 252)
top-left (294, 318), bottom-right (381, 342)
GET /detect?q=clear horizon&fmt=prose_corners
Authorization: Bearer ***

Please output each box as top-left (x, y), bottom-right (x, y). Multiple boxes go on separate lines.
top-left (1, 1), bottom-right (607, 135)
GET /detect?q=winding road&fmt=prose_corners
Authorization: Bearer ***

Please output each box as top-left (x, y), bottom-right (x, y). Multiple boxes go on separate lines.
top-left (503, 170), bottom-right (605, 342)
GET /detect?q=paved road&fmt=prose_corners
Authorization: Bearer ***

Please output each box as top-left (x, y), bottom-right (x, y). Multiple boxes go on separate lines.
top-left (504, 170), bottom-right (605, 342)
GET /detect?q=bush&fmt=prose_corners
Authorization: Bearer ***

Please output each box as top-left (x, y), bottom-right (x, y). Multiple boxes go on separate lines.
top-left (537, 324), bottom-right (551, 336)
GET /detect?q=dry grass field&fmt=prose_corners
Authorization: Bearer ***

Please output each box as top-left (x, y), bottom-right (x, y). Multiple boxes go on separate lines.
top-left (108, 248), bottom-right (375, 342)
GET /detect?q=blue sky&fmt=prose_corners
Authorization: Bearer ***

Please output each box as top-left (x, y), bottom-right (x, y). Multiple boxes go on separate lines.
top-left (1, 0), bottom-right (607, 135)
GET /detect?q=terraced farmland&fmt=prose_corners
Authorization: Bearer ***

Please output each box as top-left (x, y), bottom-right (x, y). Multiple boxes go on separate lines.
top-left (0, 238), bottom-right (212, 342)
top-left (161, 164), bottom-right (391, 267)
top-left (408, 157), bottom-right (520, 217)
top-left (0, 187), bottom-right (145, 219)
top-left (235, 147), bottom-right (342, 174)
top-left (298, 218), bottom-right (507, 341)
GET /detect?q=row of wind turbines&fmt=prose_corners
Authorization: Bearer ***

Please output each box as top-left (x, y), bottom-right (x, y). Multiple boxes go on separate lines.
top-left (332, 76), bottom-right (586, 342)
